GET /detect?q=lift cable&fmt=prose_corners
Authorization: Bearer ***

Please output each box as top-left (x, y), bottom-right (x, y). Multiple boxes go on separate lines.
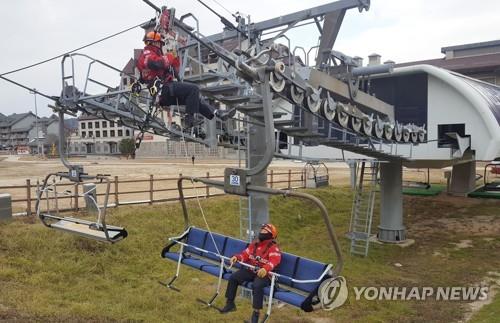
top-left (195, 0), bottom-right (247, 38)
top-left (208, 0), bottom-right (236, 19)
top-left (0, 75), bottom-right (57, 101)
top-left (0, 19), bottom-right (152, 77)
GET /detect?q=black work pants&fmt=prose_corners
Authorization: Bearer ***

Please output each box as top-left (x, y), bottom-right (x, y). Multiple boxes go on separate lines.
top-left (159, 81), bottom-right (215, 119)
top-left (225, 269), bottom-right (270, 310)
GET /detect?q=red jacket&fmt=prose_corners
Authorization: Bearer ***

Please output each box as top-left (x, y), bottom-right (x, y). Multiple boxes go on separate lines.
top-left (136, 45), bottom-right (180, 83)
top-left (235, 240), bottom-right (282, 273)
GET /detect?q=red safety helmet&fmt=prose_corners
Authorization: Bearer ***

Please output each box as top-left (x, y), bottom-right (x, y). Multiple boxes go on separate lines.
top-left (261, 223), bottom-right (278, 239)
top-left (143, 31), bottom-right (163, 44)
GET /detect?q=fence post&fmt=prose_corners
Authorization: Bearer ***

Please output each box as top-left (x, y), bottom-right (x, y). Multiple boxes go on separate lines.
top-left (74, 183), bottom-right (79, 211)
top-left (288, 169), bottom-right (292, 189)
top-left (270, 170), bottom-right (274, 188)
top-left (206, 172), bottom-right (210, 198)
top-left (114, 176), bottom-right (119, 208)
top-left (26, 179), bottom-right (31, 216)
top-left (149, 174), bottom-right (154, 205)
top-left (303, 169), bottom-right (306, 188)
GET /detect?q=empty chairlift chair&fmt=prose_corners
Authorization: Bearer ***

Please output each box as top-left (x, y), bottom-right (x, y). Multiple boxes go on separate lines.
top-left (36, 172), bottom-right (127, 243)
top-left (304, 161), bottom-right (330, 188)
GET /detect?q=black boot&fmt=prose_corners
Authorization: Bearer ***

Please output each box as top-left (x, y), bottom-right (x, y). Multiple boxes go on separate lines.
top-left (220, 300), bottom-right (236, 314)
top-left (250, 310), bottom-right (259, 323)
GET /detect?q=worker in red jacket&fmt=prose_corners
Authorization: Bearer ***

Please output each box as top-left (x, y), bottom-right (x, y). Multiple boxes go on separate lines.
top-left (136, 31), bottom-right (232, 128)
top-left (221, 223), bottom-right (282, 323)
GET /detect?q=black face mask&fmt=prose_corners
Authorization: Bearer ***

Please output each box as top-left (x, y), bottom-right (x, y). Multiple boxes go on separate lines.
top-left (258, 232), bottom-right (273, 241)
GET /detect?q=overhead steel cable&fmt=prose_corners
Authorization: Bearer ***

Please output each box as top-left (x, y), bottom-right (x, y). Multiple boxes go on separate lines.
top-left (0, 75), bottom-right (57, 101)
top-left (208, 0), bottom-right (236, 19)
top-left (0, 19), bottom-right (153, 76)
top-left (195, 0), bottom-right (247, 38)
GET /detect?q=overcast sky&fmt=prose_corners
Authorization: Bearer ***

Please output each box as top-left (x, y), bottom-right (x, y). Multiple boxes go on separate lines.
top-left (0, 0), bottom-right (499, 117)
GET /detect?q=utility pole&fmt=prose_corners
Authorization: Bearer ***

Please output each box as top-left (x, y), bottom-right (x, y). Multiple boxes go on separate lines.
top-left (31, 88), bottom-right (40, 156)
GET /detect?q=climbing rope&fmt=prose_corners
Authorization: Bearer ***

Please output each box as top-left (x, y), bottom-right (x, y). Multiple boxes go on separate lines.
top-left (175, 97), bottom-right (224, 258)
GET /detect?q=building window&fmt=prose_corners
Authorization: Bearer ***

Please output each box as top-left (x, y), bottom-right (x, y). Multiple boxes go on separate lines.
top-left (118, 130), bottom-right (123, 136)
top-left (125, 129), bottom-right (130, 136)
top-left (88, 122), bottom-right (93, 129)
top-left (96, 145), bottom-right (100, 153)
top-left (96, 131), bottom-right (101, 138)
top-left (102, 121), bottom-right (107, 128)
top-left (110, 130), bottom-right (115, 137)
top-left (88, 131), bottom-right (93, 138)
top-left (110, 121), bottom-right (115, 127)
top-left (103, 130), bottom-right (108, 137)
top-left (95, 121), bottom-right (100, 128)
top-left (81, 131), bottom-right (86, 138)
top-left (81, 123), bottom-right (86, 129)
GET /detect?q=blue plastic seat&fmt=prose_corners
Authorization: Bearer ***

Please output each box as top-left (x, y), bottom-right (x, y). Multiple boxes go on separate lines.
top-left (164, 252), bottom-right (211, 271)
top-left (275, 253), bottom-right (299, 286)
top-left (203, 233), bottom-right (227, 261)
top-left (224, 238), bottom-right (248, 258)
top-left (185, 227), bottom-right (207, 255)
top-left (292, 258), bottom-right (328, 293)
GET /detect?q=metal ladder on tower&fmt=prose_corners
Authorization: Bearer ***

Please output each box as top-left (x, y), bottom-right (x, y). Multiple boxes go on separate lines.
top-left (349, 161), bottom-right (379, 257)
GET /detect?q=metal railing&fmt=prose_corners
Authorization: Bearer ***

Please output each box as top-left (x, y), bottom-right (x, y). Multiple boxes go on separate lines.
top-left (2, 170), bottom-right (306, 216)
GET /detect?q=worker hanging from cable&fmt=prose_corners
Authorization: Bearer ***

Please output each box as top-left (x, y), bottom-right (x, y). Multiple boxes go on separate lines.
top-left (221, 223), bottom-right (282, 323)
top-left (136, 30), bottom-right (234, 129)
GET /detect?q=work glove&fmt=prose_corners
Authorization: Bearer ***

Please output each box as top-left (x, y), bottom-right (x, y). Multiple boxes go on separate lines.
top-left (257, 268), bottom-right (267, 278)
top-left (229, 256), bottom-right (238, 268)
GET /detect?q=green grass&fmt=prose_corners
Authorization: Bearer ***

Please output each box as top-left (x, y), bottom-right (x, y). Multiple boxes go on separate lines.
top-left (470, 292), bottom-right (500, 323)
top-left (1, 187), bottom-right (500, 322)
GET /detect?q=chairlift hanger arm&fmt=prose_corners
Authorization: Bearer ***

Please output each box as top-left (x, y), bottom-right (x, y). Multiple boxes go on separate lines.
top-left (177, 176), bottom-right (344, 276)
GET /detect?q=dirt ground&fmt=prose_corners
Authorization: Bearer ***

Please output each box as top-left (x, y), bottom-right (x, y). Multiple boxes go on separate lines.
top-left (0, 154), bottom-right (455, 185)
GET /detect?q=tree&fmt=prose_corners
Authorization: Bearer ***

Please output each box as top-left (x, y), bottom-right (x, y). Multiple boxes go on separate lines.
top-left (119, 138), bottom-right (135, 159)
top-left (45, 134), bottom-right (59, 157)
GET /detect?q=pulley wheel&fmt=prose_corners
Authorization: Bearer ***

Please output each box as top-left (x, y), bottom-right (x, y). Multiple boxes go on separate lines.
top-left (290, 85), bottom-right (305, 105)
top-left (269, 72), bottom-right (286, 93)
top-left (418, 131), bottom-right (426, 143)
top-left (402, 127), bottom-right (411, 143)
top-left (384, 124), bottom-right (394, 141)
top-left (335, 103), bottom-right (350, 128)
top-left (373, 118), bottom-right (384, 139)
top-left (351, 117), bottom-right (362, 133)
top-left (362, 118), bottom-right (373, 136)
top-left (306, 91), bottom-right (321, 113)
top-left (393, 124), bottom-right (403, 142)
top-left (410, 131), bottom-right (418, 143)
top-left (321, 97), bottom-right (336, 121)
